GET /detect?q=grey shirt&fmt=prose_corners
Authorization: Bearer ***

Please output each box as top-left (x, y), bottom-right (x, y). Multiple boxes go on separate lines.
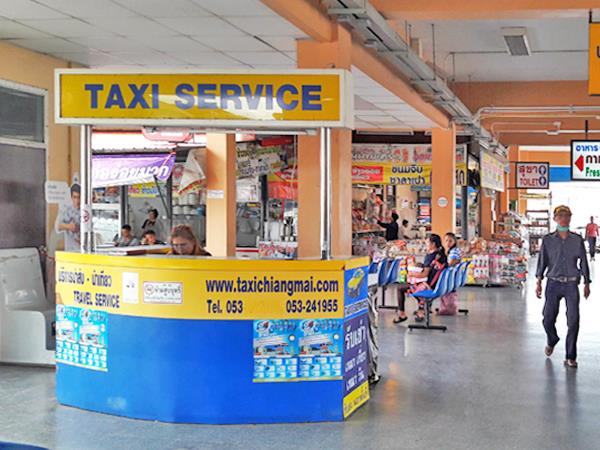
top-left (536, 231), bottom-right (591, 284)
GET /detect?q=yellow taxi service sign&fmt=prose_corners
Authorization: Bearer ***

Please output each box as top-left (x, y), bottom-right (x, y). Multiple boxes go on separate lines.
top-left (55, 69), bottom-right (353, 128)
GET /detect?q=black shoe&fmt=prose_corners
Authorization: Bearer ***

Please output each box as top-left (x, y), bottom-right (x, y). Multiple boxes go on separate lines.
top-left (393, 316), bottom-right (408, 324)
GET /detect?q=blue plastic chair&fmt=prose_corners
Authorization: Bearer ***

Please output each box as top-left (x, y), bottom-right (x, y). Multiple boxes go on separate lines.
top-left (368, 261), bottom-right (380, 274)
top-left (460, 261), bottom-right (471, 287)
top-left (408, 268), bottom-right (452, 331)
top-left (386, 258), bottom-right (402, 285)
top-left (377, 259), bottom-right (390, 287)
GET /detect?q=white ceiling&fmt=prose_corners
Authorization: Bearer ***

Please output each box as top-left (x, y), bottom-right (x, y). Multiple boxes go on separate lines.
top-left (0, 0), bottom-right (440, 129)
top-left (407, 16), bottom-right (589, 81)
top-left (352, 67), bottom-right (436, 130)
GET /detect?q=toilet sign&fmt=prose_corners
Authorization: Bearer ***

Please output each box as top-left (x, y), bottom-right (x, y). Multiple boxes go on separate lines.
top-left (515, 162), bottom-right (549, 189)
top-left (571, 140), bottom-right (600, 180)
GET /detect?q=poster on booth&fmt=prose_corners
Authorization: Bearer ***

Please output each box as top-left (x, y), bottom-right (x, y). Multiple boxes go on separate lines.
top-left (571, 141), bottom-right (600, 181)
top-left (515, 162), bottom-right (549, 189)
top-left (56, 305), bottom-right (108, 371)
top-left (480, 152), bottom-right (505, 191)
top-left (253, 319), bottom-right (343, 382)
top-left (342, 266), bottom-right (369, 418)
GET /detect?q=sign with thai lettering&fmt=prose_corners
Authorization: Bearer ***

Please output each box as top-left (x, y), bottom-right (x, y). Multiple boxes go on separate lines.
top-left (55, 69), bottom-right (353, 129)
top-left (515, 162), bottom-right (550, 189)
top-left (571, 140), bottom-right (600, 180)
top-left (92, 153), bottom-right (175, 188)
top-left (480, 152), bottom-right (505, 191)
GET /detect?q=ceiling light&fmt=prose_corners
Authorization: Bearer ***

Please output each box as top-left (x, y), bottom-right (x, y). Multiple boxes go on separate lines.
top-left (501, 27), bottom-right (531, 56)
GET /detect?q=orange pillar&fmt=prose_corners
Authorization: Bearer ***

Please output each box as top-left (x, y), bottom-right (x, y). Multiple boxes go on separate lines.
top-left (481, 191), bottom-right (494, 239)
top-left (431, 125), bottom-right (456, 236)
top-left (205, 133), bottom-right (236, 257)
top-left (508, 145), bottom-right (520, 211)
top-left (297, 24), bottom-right (353, 257)
top-left (498, 173), bottom-right (509, 215)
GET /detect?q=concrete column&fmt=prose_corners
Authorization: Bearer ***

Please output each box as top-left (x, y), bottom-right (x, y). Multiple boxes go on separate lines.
top-left (297, 24), bottom-right (352, 257)
top-left (205, 134), bottom-right (236, 257)
top-left (431, 125), bottom-right (456, 236)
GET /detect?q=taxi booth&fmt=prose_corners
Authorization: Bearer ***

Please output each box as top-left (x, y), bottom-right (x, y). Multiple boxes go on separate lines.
top-left (53, 69), bottom-right (370, 424)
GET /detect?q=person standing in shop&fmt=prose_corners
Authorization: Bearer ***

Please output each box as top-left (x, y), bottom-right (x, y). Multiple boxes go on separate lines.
top-left (585, 216), bottom-right (598, 261)
top-left (377, 212), bottom-right (399, 241)
top-left (55, 183), bottom-right (81, 252)
top-left (536, 205), bottom-right (590, 369)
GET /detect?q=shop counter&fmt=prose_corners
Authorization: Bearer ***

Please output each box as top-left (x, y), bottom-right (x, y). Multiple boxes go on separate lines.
top-left (54, 252), bottom-right (370, 424)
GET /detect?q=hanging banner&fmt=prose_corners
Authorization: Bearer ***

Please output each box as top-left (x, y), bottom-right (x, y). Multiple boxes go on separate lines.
top-left (352, 163), bottom-right (431, 185)
top-left (55, 69), bottom-right (353, 129)
top-left (480, 152), bottom-right (505, 192)
top-left (515, 162), bottom-right (550, 189)
top-left (589, 23), bottom-right (600, 95)
top-left (92, 153), bottom-right (175, 188)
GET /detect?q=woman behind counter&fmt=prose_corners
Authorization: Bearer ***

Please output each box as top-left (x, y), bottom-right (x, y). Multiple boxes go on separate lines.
top-left (168, 225), bottom-right (211, 256)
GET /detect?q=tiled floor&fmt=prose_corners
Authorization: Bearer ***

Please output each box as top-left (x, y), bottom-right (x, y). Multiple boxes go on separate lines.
top-left (2, 266), bottom-right (600, 450)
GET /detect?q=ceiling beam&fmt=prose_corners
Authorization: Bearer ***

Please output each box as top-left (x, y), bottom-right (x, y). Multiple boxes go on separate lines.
top-left (261, 0), bottom-right (450, 128)
top-left (371, 0), bottom-right (596, 20)
top-left (453, 81), bottom-right (600, 112)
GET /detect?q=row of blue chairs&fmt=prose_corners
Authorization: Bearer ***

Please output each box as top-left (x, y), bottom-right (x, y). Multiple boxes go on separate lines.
top-left (368, 259), bottom-right (471, 331)
top-left (408, 261), bottom-right (471, 332)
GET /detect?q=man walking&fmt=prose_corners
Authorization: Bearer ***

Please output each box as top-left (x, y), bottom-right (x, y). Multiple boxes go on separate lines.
top-left (585, 216), bottom-right (598, 261)
top-left (536, 205), bottom-right (590, 368)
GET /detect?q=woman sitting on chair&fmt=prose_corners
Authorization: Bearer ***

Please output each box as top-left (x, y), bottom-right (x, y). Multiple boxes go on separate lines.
top-left (438, 232), bottom-right (461, 315)
top-left (394, 234), bottom-right (447, 324)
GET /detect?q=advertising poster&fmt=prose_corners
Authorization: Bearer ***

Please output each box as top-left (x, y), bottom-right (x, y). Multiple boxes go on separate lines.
top-left (344, 267), bottom-right (368, 318)
top-left (480, 152), bottom-right (505, 191)
top-left (297, 319), bottom-right (343, 380)
top-left (342, 265), bottom-right (370, 417)
top-left (253, 319), bottom-right (343, 382)
top-left (56, 305), bottom-right (108, 371)
top-left (342, 313), bottom-right (370, 418)
top-left (253, 320), bottom-right (299, 381)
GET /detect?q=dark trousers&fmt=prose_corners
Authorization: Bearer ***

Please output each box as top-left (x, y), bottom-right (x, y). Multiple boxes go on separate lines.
top-left (588, 237), bottom-right (597, 258)
top-left (543, 280), bottom-right (580, 360)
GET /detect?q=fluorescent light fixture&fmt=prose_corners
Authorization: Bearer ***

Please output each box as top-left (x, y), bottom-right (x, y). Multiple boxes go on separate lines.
top-left (501, 27), bottom-right (531, 56)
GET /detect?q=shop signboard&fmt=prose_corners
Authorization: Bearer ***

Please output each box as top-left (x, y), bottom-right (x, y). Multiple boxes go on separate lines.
top-left (589, 23), bottom-right (600, 95)
top-left (128, 183), bottom-right (159, 198)
top-left (92, 153), bottom-right (175, 188)
top-left (352, 162), bottom-right (431, 186)
top-left (352, 144), bottom-right (467, 186)
top-left (480, 152), bottom-right (505, 191)
top-left (55, 69), bottom-right (353, 129)
top-left (515, 162), bottom-right (550, 189)
top-left (571, 140), bottom-right (600, 180)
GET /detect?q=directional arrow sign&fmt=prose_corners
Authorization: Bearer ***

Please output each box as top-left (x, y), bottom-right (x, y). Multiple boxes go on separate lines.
top-left (571, 141), bottom-right (600, 180)
top-left (575, 155), bottom-right (584, 172)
